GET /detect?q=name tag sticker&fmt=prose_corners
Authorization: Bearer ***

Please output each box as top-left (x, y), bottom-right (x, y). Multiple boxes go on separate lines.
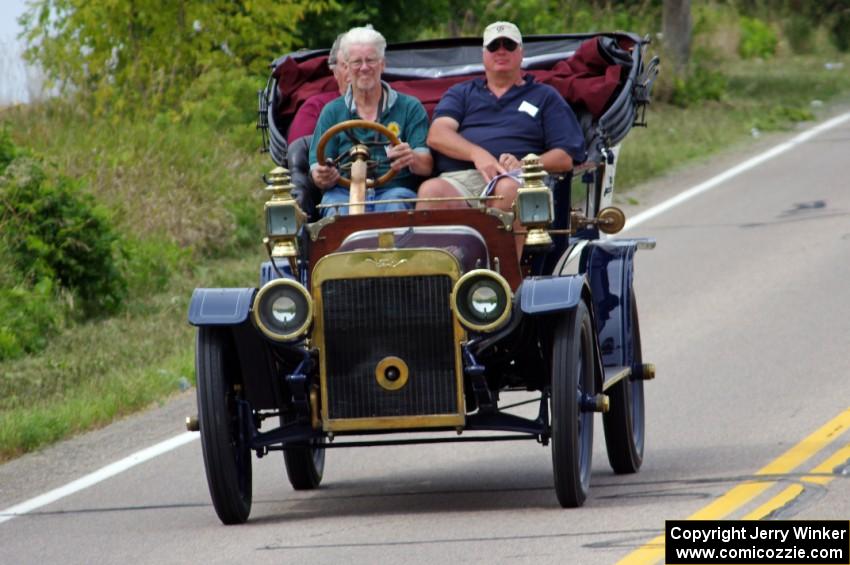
top-left (518, 100), bottom-right (539, 117)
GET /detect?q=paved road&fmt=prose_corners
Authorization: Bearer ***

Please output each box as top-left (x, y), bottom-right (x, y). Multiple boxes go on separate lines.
top-left (2, 113), bottom-right (849, 565)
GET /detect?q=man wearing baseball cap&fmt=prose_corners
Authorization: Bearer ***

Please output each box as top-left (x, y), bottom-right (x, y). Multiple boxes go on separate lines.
top-left (417, 21), bottom-right (586, 255)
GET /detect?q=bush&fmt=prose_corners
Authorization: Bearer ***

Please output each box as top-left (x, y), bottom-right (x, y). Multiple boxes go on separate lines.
top-left (739, 17), bottom-right (778, 59)
top-left (785, 15), bottom-right (814, 54)
top-left (0, 278), bottom-right (64, 361)
top-left (174, 68), bottom-right (258, 131)
top-left (666, 48), bottom-right (728, 108)
top-left (0, 154), bottom-right (126, 317)
top-left (830, 11), bottom-right (850, 52)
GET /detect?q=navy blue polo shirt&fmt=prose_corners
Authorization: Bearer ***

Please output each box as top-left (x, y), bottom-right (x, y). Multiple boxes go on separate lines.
top-left (432, 75), bottom-right (587, 173)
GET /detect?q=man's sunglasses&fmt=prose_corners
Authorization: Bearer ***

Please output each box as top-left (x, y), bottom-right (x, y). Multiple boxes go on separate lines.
top-left (485, 38), bottom-right (519, 52)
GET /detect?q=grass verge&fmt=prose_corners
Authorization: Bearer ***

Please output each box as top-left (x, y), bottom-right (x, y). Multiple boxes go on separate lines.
top-left (0, 256), bottom-right (260, 462)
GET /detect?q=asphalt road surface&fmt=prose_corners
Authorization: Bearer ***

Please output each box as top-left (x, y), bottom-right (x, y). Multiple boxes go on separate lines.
top-left (2, 111), bottom-right (849, 565)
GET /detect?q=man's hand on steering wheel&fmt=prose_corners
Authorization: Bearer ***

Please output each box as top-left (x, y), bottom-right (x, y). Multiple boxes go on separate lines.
top-left (386, 142), bottom-right (416, 172)
top-left (311, 162), bottom-right (340, 190)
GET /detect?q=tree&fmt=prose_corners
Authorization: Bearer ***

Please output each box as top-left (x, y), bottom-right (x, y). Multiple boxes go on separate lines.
top-left (19, 0), bottom-right (331, 115)
top-left (663, 0), bottom-right (691, 72)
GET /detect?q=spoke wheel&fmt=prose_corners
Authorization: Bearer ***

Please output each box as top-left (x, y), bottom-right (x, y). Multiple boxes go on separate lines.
top-left (550, 300), bottom-right (595, 508)
top-left (196, 326), bottom-right (252, 524)
top-left (603, 289), bottom-right (645, 473)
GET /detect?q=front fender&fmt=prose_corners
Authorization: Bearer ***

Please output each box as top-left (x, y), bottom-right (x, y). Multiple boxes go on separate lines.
top-left (518, 275), bottom-right (586, 315)
top-left (188, 288), bottom-right (256, 326)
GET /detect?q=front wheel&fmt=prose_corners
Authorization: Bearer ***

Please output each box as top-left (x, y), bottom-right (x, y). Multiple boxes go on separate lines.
top-left (196, 326), bottom-right (252, 524)
top-left (602, 289), bottom-right (645, 473)
top-left (550, 300), bottom-right (595, 508)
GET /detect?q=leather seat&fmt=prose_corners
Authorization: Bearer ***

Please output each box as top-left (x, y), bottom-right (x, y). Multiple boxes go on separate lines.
top-left (287, 135), bottom-right (322, 220)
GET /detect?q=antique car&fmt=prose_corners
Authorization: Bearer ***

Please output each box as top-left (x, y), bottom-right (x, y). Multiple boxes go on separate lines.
top-left (188, 31), bottom-right (659, 524)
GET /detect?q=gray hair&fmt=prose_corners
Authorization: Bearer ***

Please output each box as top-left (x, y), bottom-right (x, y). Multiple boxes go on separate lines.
top-left (340, 25), bottom-right (386, 61)
top-left (327, 33), bottom-right (344, 67)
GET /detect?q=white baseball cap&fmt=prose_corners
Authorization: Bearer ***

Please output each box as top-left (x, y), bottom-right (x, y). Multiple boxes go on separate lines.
top-left (482, 21), bottom-right (523, 47)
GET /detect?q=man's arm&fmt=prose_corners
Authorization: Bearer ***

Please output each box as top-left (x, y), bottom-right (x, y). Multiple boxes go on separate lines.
top-left (427, 117), bottom-right (506, 181)
top-left (539, 148), bottom-right (573, 173)
top-left (308, 105), bottom-right (341, 190)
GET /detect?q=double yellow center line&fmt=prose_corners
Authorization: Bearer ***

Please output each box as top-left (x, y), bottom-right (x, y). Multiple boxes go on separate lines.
top-left (616, 407), bottom-right (850, 564)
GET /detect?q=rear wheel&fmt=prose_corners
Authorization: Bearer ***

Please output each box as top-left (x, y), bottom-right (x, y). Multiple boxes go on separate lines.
top-left (602, 290), bottom-right (645, 473)
top-left (196, 326), bottom-right (252, 524)
top-left (283, 434), bottom-right (325, 490)
top-left (550, 301), bottom-right (595, 508)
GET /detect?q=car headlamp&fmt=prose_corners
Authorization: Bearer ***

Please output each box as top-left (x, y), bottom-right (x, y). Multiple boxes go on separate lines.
top-left (252, 279), bottom-right (313, 341)
top-left (452, 270), bottom-right (512, 332)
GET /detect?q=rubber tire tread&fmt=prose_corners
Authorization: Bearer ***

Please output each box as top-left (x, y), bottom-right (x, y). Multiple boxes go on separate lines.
top-left (602, 290), bottom-right (645, 474)
top-left (551, 300), bottom-right (594, 508)
top-left (284, 445), bottom-right (325, 490)
top-left (197, 326), bottom-right (252, 524)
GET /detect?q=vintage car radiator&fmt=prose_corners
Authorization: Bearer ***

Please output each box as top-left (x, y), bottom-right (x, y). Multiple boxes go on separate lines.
top-left (312, 249), bottom-right (465, 432)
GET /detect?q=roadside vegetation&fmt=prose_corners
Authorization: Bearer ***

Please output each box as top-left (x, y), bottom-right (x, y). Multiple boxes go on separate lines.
top-left (1, 0), bottom-right (850, 461)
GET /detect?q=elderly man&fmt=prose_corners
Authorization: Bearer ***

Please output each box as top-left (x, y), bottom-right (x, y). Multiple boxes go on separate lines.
top-left (417, 21), bottom-right (586, 248)
top-left (309, 26), bottom-right (433, 216)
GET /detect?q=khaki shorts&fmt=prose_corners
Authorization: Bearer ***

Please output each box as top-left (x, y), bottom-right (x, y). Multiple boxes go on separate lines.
top-left (439, 169), bottom-right (489, 207)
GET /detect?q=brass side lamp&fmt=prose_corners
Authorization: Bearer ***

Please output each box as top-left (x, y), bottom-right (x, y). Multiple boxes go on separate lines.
top-left (515, 154), bottom-right (554, 247)
top-left (263, 166), bottom-right (306, 267)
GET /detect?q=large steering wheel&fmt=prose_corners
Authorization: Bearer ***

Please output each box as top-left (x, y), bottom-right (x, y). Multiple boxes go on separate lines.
top-left (316, 119), bottom-right (401, 188)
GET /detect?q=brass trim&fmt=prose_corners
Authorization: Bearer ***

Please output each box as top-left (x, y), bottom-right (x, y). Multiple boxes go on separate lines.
top-left (251, 279), bottom-right (313, 342)
top-left (306, 215), bottom-right (337, 242)
top-left (597, 206), bottom-right (626, 234)
top-left (312, 248), bottom-right (462, 284)
top-left (324, 414), bottom-right (465, 432)
top-left (375, 356), bottom-right (409, 391)
top-left (451, 269), bottom-right (513, 333)
top-left (309, 387), bottom-right (321, 429)
top-left (524, 228), bottom-right (553, 247)
top-left (313, 248), bottom-right (466, 432)
top-left (377, 231), bottom-right (396, 249)
top-left (316, 195), bottom-right (503, 209)
top-left (484, 207), bottom-right (515, 231)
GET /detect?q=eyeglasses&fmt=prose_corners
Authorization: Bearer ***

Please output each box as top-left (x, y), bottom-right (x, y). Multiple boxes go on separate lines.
top-left (348, 57), bottom-right (381, 70)
top-left (485, 38), bottom-right (519, 53)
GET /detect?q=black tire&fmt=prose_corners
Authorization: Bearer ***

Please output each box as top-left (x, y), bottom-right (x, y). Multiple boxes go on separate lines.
top-left (550, 300), bottom-right (595, 508)
top-left (196, 326), bottom-right (252, 525)
top-left (283, 435), bottom-right (325, 490)
top-left (602, 290), bottom-right (645, 474)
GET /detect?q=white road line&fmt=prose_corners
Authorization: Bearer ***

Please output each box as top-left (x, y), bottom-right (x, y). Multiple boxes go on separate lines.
top-left (622, 110), bottom-right (850, 233)
top-left (0, 432), bottom-right (198, 524)
top-left (3, 110), bottom-right (850, 527)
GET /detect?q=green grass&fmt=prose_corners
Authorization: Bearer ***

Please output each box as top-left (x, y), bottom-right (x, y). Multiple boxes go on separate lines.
top-left (1, 50), bottom-right (850, 461)
top-left (616, 53), bottom-right (850, 191)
